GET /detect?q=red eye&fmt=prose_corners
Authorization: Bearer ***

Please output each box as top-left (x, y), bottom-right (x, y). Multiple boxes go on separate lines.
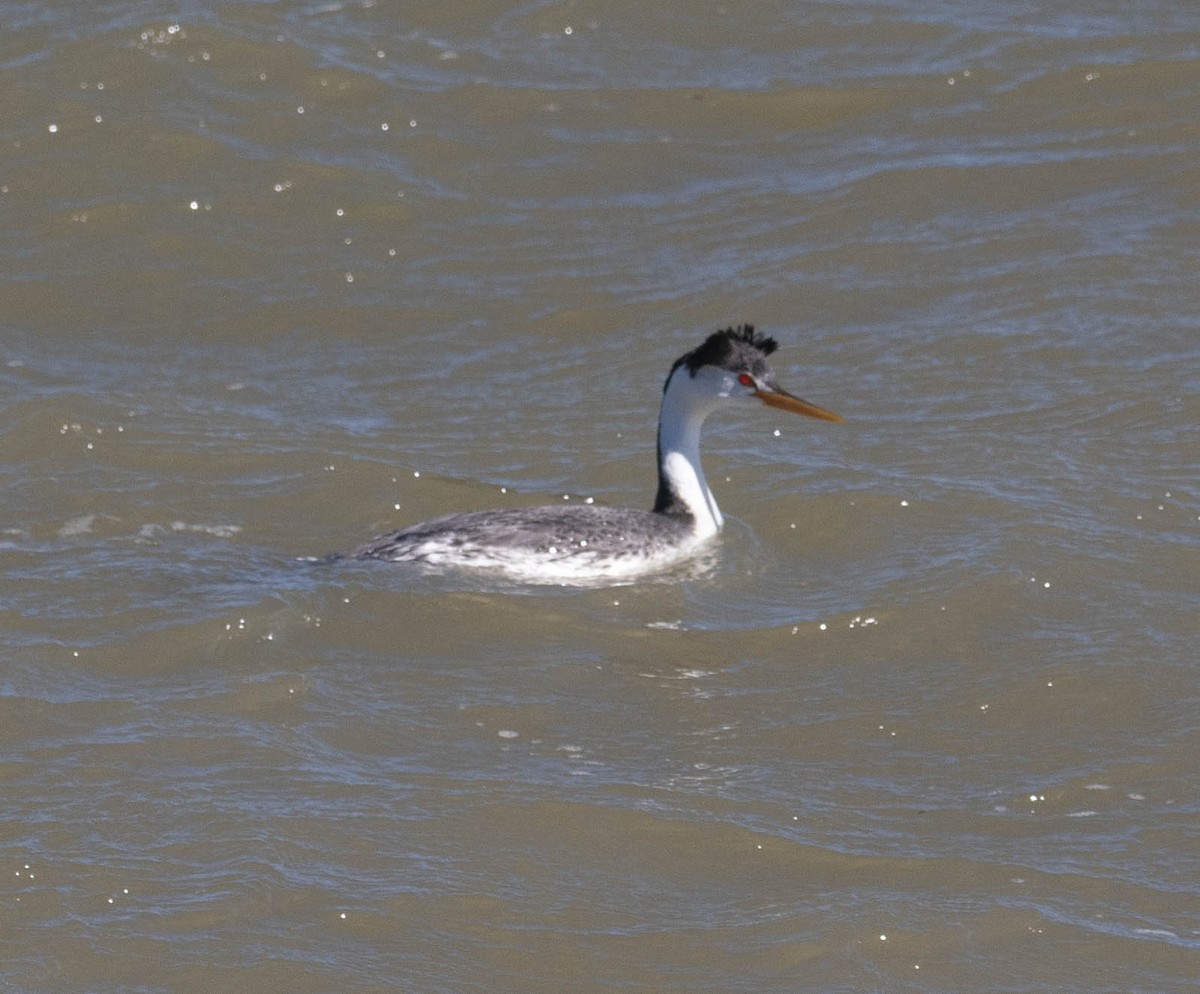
top-left (738, 373), bottom-right (754, 387)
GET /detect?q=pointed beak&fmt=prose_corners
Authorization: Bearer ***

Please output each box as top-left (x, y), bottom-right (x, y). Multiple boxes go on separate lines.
top-left (753, 386), bottom-right (843, 422)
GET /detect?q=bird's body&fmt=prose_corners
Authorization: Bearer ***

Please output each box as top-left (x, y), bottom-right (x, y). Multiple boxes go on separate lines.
top-left (349, 325), bottom-right (840, 581)
top-left (352, 504), bottom-right (701, 581)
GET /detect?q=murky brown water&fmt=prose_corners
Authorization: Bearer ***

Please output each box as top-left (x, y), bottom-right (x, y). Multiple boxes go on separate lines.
top-left (2, 2), bottom-right (1198, 991)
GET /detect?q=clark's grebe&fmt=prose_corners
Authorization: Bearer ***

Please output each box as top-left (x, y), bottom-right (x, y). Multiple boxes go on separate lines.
top-left (349, 325), bottom-right (841, 580)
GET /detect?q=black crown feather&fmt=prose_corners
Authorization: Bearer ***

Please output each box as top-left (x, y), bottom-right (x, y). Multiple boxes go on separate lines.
top-left (671, 323), bottom-right (779, 381)
top-left (721, 324), bottom-right (777, 356)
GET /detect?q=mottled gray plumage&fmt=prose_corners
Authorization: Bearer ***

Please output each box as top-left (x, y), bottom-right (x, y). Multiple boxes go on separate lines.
top-left (350, 504), bottom-right (694, 570)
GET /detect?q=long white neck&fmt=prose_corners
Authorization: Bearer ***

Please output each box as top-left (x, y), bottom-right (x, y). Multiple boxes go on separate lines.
top-left (652, 366), bottom-right (728, 539)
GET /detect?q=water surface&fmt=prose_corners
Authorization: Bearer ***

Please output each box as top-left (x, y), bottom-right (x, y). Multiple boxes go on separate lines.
top-left (2, 2), bottom-right (1198, 991)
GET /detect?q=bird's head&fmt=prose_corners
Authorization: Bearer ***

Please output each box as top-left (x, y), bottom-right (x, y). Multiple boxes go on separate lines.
top-left (664, 324), bottom-right (843, 422)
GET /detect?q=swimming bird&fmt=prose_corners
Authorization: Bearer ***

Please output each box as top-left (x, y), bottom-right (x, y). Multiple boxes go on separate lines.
top-left (350, 325), bottom-right (841, 580)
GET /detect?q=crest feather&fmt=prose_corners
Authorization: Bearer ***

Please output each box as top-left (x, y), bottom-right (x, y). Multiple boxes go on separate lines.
top-left (668, 324), bottom-right (779, 385)
top-left (720, 324), bottom-right (777, 356)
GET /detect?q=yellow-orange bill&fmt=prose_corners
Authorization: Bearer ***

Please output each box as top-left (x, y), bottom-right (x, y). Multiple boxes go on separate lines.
top-left (754, 387), bottom-right (843, 422)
